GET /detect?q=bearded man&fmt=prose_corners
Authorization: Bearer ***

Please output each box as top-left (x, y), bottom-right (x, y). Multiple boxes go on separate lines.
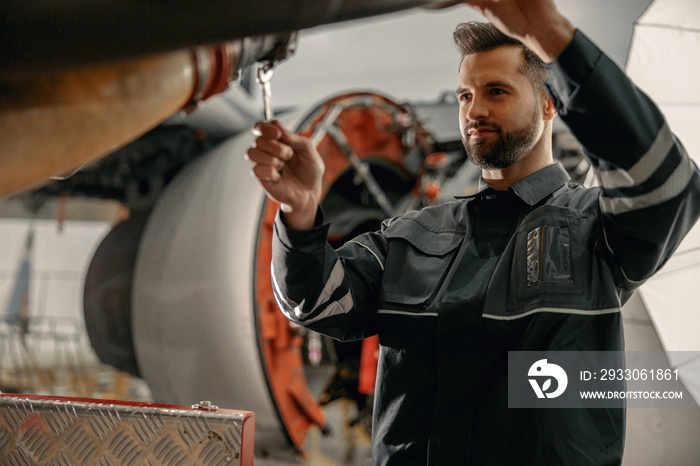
top-left (246, 0), bottom-right (700, 463)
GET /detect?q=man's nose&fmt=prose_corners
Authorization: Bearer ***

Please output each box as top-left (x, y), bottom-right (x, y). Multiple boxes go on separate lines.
top-left (466, 96), bottom-right (488, 121)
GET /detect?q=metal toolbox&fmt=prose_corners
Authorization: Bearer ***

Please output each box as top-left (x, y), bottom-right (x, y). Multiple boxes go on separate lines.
top-left (0, 393), bottom-right (254, 465)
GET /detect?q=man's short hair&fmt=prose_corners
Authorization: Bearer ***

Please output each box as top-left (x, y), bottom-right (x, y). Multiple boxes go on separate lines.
top-left (453, 22), bottom-right (547, 92)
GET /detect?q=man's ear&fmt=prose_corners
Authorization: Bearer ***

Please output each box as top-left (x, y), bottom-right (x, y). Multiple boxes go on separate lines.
top-left (542, 94), bottom-right (557, 121)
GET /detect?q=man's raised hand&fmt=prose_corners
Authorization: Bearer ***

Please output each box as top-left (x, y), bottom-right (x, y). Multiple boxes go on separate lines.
top-left (247, 121), bottom-right (324, 230)
top-left (464, 0), bottom-right (574, 63)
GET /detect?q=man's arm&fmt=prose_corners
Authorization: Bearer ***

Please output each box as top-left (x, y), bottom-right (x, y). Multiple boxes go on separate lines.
top-left (247, 120), bottom-right (385, 340)
top-left (467, 0), bottom-right (700, 287)
top-left (545, 32), bottom-right (700, 287)
top-left (271, 209), bottom-right (386, 341)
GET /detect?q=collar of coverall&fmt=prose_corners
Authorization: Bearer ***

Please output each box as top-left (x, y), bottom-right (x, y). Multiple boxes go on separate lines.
top-left (454, 162), bottom-right (571, 206)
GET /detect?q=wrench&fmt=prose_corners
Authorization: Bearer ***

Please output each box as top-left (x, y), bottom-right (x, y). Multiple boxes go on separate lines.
top-left (256, 63), bottom-right (274, 122)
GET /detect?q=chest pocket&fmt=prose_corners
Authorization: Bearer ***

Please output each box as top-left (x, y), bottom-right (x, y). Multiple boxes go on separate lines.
top-left (509, 205), bottom-right (597, 309)
top-left (379, 218), bottom-right (464, 309)
top-left (483, 205), bottom-right (594, 318)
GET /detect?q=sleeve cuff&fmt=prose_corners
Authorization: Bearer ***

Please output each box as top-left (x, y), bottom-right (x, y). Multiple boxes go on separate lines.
top-left (544, 29), bottom-right (604, 113)
top-left (274, 207), bottom-right (330, 254)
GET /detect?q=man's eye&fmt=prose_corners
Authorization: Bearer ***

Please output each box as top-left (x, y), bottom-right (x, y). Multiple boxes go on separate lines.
top-left (459, 93), bottom-right (471, 101)
top-left (490, 88), bottom-right (505, 95)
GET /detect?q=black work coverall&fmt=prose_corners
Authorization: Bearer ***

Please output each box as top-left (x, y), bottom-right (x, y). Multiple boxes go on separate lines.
top-left (270, 30), bottom-right (700, 465)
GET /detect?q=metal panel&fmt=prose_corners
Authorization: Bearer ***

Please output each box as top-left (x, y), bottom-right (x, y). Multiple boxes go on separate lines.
top-left (0, 394), bottom-right (254, 466)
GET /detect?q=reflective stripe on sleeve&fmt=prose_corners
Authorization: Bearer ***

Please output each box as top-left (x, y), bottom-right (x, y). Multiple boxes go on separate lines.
top-left (300, 290), bottom-right (354, 325)
top-left (270, 262), bottom-right (304, 321)
top-left (597, 122), bottom-right (674, 189)
top-left (271, 260), bottom-right (354, 323)
top-left (311, 258), bottom-right (347, 310)
top-left (600, 155), bottom-right (694, 215)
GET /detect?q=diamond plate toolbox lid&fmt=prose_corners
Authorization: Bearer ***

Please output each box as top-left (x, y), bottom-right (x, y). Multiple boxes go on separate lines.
top-left (0, 393), bottom-right (254, 465)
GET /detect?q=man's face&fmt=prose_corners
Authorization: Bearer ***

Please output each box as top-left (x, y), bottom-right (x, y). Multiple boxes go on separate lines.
top-left (457, 45), bottom-right (545, 170)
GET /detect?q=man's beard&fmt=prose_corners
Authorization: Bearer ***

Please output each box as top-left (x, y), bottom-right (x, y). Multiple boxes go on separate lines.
top-left (462, 108), bottom-right (540, 170)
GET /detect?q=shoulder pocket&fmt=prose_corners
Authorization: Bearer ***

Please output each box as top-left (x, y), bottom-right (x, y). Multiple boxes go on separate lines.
top-left (380, 218), bottom-right (463, 307)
